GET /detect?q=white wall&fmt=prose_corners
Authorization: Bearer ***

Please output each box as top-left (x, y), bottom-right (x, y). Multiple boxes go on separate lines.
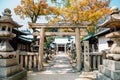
top-left (53, 38), bottom-right (68, 44)
top-left (98, 37), bottom-right (110, 52)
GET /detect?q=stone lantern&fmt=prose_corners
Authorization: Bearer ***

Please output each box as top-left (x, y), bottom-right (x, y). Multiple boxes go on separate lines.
top-left (0, 8), bottom-right (18, 54)
top-left (97, 6), bottom-right (120, 80)
top-left (100, 6), bottom-right (120, 60)
top-left (0, 8), bottom-right (27, 80)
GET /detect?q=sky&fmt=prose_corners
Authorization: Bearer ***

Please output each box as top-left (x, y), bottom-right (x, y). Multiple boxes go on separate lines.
top-left (0, 0), bottom-right (120, 30)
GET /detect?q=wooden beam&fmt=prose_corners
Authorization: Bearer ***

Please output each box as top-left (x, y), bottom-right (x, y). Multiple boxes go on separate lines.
top-left (32, 32), bottom-right (40, 36)
top-left (32, 32), bottom-right (88, 36)
top-left (32, 32), bottom-right (76, 36)
top-left (28, 22), bottom-right (87, 28)
top-left (45, 32), bottom-right (76, 36)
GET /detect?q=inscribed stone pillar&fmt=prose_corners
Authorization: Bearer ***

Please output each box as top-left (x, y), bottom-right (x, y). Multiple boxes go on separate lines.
top-left (83, 41), bottom-right (91, 71)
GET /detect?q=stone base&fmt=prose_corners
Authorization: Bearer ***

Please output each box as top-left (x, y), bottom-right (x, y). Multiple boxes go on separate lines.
top-left (0, 58), bottom-right (18, 67)
top-left (103, 59), bottom-right (120, 70)
top-left (99, 65), bottom-right (120, 80)
top-left (97, 72), bottom-right (111, 80)
top-left (0, 54), bottom-right (27, 80)
top-left (0, 69), bottom-right (27, 80)
top-left (97, 59), bottom-right (120, 80)
top-left (0, 64), bottom-right (22, 77)
top-left (0, 52), bottom-right (16, 59)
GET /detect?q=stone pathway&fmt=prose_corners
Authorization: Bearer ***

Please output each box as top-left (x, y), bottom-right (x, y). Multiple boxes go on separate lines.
top-left (27, 52), bottom-right (96, 80)
top-left (45, 52), bottom-right (76, 73)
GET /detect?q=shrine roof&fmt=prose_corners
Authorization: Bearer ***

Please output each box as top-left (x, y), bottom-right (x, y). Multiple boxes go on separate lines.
top-left (13, 28), bottom-right (31, 35)
top-left (83, 33), bottom-right (94, 41)
top-left (94, 28), bottom-right (110, 37)
top-left (18, 35), bottom-right (33, 42)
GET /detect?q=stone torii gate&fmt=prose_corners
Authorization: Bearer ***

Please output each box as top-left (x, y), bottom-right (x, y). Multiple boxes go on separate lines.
top-left (28, 22), bottom-right (88, 71)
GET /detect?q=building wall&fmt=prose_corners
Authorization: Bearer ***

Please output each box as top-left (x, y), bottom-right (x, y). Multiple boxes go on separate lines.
top-left (98, 37), bottom-right (110, 52)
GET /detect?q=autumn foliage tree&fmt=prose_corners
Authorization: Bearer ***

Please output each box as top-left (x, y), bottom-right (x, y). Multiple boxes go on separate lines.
top-left (14, 0), bottom-right (51, 51)
top-left (50, 0), bottom-right (111, 34)
top-left (14, 0), bottom-right (49, 23)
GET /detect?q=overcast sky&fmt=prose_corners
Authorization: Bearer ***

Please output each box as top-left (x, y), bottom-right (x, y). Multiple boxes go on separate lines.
top-left (0, 0), bottom-right (120, 30)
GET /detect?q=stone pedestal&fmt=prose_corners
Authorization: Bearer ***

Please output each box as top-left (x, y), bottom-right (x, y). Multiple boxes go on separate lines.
top-left (0, 52), bottom-right (27, 80)
top-left (97, 59), bottom-right (120, 80)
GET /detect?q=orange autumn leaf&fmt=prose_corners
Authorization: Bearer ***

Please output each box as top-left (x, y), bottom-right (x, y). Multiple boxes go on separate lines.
top-left (49, 0), bottom-right (111, 34)
top-left (14, 0), bottom-right (51, 23)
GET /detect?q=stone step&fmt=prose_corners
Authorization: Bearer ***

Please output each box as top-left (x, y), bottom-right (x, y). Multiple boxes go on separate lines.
top-left (0, 69), bottom-right (27, 80)
top-left (0, 64), bottom-right (22, 77)
top-left (99, 65), bottom-right (120, 80)
top-left (0, 58), bottom-right (18, 67)
top-left (103, 59), bottom-right (120, 70)
top-left (97, 72), bottom-right (111, 80)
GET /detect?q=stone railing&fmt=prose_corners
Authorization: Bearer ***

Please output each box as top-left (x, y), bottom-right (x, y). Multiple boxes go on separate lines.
top-left (18, 51), bottom-right (103, 71)
top-left (89, 52), bottom-right (103, 70)
top-left (68, 50), bottom-right (103, 71)
top-left (18, 51), bottom-right (38, 70)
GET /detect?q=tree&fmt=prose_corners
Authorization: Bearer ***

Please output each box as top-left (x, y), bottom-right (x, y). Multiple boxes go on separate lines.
top-left (50, 0), bottom-right (111, 34)
top-left (49, 0), bottom-right (111, 71)
top-left (14, 0), bottom-right (50, 51)
top-left (14, 0), bottom-right (49, 23)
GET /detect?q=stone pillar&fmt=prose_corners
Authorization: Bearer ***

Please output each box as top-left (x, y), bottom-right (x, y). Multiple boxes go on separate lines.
top-left (0, 27), bottom-right (1, 30)
top-left (10, 28), bottom-right (12, 32)
top-left (38, 28), bottom-right (44, 71)
top-left (65, 44), bottom-right (67, 53)
top-left (92, 44), bottom-right (95, 52)
top-left (75, 27), bottom-right (82, 71)
top-left (93, 55), bottom-right (96, 70)
top-left (56, 44), bottom-right (58, 53)
top-left (71, 42), bottom-right (73, 53)
top-left (83, 41), bottom-right (91, 71)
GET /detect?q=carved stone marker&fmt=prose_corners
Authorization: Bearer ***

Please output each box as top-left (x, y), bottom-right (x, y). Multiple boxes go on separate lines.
top-left (83, 41), bottom-right (91, 71)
